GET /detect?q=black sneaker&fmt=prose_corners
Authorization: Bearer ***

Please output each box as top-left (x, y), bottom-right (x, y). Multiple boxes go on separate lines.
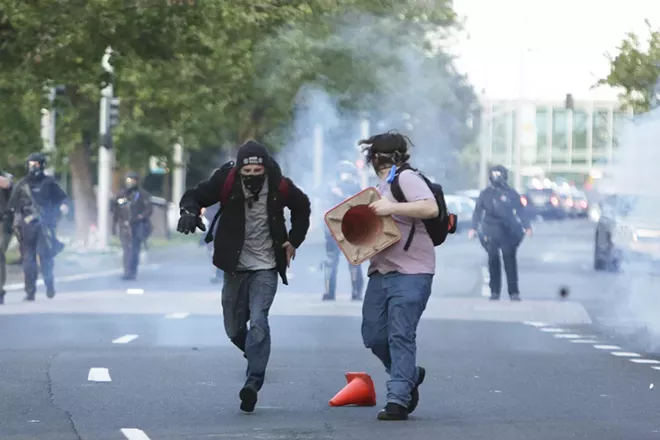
top-left (407, 366), bottom-right (426, 414)
top-left (322, 294), bottom-right (335, 301)
top-left (489, 294), bottom-right (500, 301)
top-left (46, 288), bottom-right (55, 299)
top-left (0, 290), bottom-right (5, 305)
top-left (239, 384), bottom-right (258, 413)
top-left (377, 402), bottom-right (408, 421)
top-left (510, 293), bottom-right (521, 301)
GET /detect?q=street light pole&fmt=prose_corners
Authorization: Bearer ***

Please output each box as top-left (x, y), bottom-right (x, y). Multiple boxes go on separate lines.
top-left (97, 46), bottom-right (114, 250)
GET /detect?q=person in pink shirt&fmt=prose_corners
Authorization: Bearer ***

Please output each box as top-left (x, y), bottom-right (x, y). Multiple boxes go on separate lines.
top-left (359, 131), bottom-right (440, 421)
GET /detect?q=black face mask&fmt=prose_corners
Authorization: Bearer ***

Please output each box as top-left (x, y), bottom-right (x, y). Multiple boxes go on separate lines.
top-left (242, 174), bottom-right (266, 196)
top-left (28, 165), bottom-right (43, 178)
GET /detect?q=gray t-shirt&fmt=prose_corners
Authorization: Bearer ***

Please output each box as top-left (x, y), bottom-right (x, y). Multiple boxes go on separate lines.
top-left (236, 177), bottom-right (277, 271)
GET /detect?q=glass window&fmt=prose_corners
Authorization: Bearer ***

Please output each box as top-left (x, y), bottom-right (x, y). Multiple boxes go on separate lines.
top-left (552, 107), bottom-right (568, 152)
top-left (592, 109), bottom-right (609, 154)
top-left (613, 111), bottom-right (628, 149)
top-left (536, 107), bottom-right (548, 155)
top-left (572, 110), bottom-right (588, 154)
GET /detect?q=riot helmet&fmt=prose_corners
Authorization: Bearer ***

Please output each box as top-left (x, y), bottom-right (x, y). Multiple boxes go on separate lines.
top-left (488, 165), bottom-right (508, 187)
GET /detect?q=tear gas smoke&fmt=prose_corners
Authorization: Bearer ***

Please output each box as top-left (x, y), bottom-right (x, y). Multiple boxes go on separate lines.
top-left (273, 13), bottom-right (479, 241)
top-left (601, 107), bottom-right (660, 352)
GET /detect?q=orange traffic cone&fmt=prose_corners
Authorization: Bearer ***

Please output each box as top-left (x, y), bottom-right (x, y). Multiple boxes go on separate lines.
top-left (329, 372), bottom-right (377, 407)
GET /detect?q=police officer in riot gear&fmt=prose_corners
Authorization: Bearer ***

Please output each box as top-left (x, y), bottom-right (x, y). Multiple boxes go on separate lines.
top-left (0, 169), bottom-right (13, 304)
top-left (322, 160), bottom-right (364, 301)
top-left (468, 165), bottom-right (531, 301)
top-left (8, 153), bottom-right (67, 301)
top-left (112, 171), bottom-right (153, 281)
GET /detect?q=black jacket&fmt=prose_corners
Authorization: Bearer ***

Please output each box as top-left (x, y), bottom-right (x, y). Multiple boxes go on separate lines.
top-left (9, 174), bottom-right (68, 228)
top-left (112, 187), bottom-right (153, 228)
top-left (179, 161), bottom-right (311, 285)
top-left (471, 184), bottom-right (530, 233)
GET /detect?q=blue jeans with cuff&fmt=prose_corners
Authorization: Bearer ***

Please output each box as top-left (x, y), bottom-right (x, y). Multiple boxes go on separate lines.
top-left (361, 271), bottom-right (433, 407)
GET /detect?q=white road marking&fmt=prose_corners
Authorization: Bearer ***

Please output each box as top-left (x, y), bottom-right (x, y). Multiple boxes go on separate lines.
top-left (611, 352), bottom-right (641, 357)
top-left (594, 345), bottom-right (621, 350)
top-left (112, 334), bottom-right (138, 344)
top-left (165, 313), bottom-right (190, 319)
top-left (4, 265), bottom-right (161, 292)
top-left (541, 252), bottom-right (556, 262)
top-left (88, 368), bottom-right (111, 382)
top-left (539, 328), bottom-right (565, 333)
top-left (553, 334), bottom-right (581, 339)
top-left (121, 428), bottom-right (151, 440)
top-left (126, 288), bottom-right (144, 295)
top-left (652, 367), bottom-right (660, 371)
top-left (481, 267), bottom-right (490, 297)
top-left (570, 339), bottom-right (600, 344)
top-left (523, 321), bottom-right (547, 327)
top-left (650, 383), bottom-right (654, 390)
top-left (631, 359), bottom-right (660, 365)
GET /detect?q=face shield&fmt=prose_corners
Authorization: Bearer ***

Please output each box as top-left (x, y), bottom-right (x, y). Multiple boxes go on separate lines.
top-left (124, 177), bottom-right (137, 189)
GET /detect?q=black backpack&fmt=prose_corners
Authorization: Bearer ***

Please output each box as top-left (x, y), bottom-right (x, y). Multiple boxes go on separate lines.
top-left (390, 165), bottom-right (457, 251)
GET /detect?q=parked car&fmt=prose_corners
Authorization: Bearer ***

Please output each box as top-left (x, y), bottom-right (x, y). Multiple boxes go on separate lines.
top-left (445, 195), bottom-right (476, 233)
top-left (594, 193), bottom-right (660, 271)
top-left (570, 188), bottom-right (589, 218)
top-left (520, 187), bottom-right (565, 220)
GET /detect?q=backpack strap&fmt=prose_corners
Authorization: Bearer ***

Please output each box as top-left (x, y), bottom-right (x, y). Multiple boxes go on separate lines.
top-left (203, 167), bottom-right (237, 244)
top-left (277, 177), bottom-right (290, 203)
top-left (389, 167), bottom-right (416, 251)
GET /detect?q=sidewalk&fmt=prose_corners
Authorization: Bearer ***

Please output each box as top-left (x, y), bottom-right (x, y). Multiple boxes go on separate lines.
top-left (4, 241), bottom-right (199, 286)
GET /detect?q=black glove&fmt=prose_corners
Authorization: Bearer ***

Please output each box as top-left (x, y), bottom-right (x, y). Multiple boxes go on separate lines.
top-left (177, 209), bottom-right (206, 234)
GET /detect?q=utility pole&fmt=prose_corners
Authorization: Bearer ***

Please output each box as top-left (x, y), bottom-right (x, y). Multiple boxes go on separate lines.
top-left (171, 139), bottom-right (186, 205)
top-left (97, 46), bottom-right (115, 250)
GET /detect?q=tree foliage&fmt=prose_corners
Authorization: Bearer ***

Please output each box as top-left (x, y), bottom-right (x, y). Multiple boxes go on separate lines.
top-left (0, 0), bottom-right (477, 193)
top-left (597, 20), bottom-right (660, 113)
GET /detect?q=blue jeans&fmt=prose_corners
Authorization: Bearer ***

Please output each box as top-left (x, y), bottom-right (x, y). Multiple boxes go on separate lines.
top-left (222, 269), bottom-right (278, 391)
top-left (361, 272), bottom-right (433, 407)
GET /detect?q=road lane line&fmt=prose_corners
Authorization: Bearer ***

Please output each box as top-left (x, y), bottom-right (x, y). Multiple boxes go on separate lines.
top-left (4, 264), bottom-right (161, 292)
top-left (165, 313), bottom-right (190, 319)
top-left (611, 352), bottom-right (641, 357)
top-left (630, 359), bottom-right (660, 364)
top-left (126, 288), bottom-right (144, 295)
top-left (553, 334), bottom-right (581, 339)
top-left (112, 334), bottom-right (139, 344)
top-left (539, 328), bottom-right (565, 333)
top-left (121, 429), bottom-right (151, 440)
top-left (88, 368), bottom-right (111, 382)
top-left (594, 345), bottom-right (621, 350)
top-left (651, 367), bottom-right (660, 371)
top-left (523, 321), bottom-right (547, 327)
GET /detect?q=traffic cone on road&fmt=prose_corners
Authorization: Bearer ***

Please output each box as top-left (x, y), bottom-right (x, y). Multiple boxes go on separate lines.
top-left (329, 372), bottom-right (377, 407)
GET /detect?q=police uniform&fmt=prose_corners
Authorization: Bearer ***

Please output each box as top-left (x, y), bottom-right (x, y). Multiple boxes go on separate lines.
top-left (8, 153), bottom-right (67, 301)
top-left (0, 170), bottom-right (14, 304)
top-left (471, 165), bottom-right (530, 301)
top-left (112, 172), bottom-right (153, 280)
top-left (322, 162), bottom-right (364, 301)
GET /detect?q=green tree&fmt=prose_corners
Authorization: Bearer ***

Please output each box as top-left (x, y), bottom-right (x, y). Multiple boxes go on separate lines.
top-left (597, 20), bottom-right (660, 113)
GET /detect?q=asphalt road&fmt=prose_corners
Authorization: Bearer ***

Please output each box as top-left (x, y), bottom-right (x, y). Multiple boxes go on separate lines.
top-left (1, 219), bottom-right (660, 440)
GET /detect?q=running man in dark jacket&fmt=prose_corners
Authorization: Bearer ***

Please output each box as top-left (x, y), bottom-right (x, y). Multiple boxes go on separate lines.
top-left (177, 139), bottom-right (311, 413)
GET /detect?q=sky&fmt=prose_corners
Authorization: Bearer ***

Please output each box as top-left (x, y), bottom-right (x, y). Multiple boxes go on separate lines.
top-left (449, 0), bottom-right (660, 101)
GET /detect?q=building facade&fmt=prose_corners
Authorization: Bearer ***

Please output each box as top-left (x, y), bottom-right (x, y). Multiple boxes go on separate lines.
top-left (479, 98), bottom-right (632, 189)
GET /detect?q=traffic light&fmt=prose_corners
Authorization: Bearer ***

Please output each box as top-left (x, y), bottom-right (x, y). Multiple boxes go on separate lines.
top-left (109, 98), bottom-right (120, 128)
top-left (565, 93), bottom-right (574, 111)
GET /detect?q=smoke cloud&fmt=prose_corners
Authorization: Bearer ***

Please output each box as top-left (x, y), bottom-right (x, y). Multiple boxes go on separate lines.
top-left (602, 107), bottom-right (660, 351)
top-left (274, 12), bottom-right (479, 240)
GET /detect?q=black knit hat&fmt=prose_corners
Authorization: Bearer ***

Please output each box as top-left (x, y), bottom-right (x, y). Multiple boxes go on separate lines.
top-left (236, 139), bottom-right (270, 168)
